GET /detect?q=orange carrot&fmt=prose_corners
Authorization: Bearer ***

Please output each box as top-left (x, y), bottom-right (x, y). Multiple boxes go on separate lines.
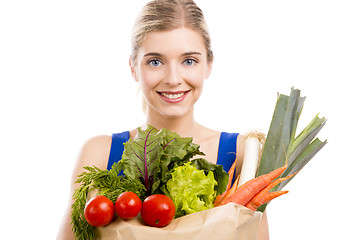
top-left (214, 157), bottom-right (238, 206)
top-left (261, 190), bottom-right (289, 205)
top-left (245, 191), bottom-right (289, 211)
top-left (213, 193), bottom-right (223, 207)
top-left (218, 160), bottom-right (288, 206)
top-left (244, 172), bottom-right (296, 210)
top-left (215, 175), bottom-right (239, 206)
top-left (226, 158), bottom-right (237, 191)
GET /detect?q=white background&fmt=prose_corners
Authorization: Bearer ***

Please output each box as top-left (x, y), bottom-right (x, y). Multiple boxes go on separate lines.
top-left (1, 0), bottom-right (359, 239)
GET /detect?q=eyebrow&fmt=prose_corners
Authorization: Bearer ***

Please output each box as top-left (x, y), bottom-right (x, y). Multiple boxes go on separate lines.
top-left (182, 51), bottom-right (202, 56)
top-left (144, 52), bottom-right (162, 57)
top-left (143, 51), bottom-right (202, 57)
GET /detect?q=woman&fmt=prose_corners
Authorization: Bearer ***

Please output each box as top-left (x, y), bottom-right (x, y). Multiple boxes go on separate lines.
top-left (57, 0), bottom-right (269, 239)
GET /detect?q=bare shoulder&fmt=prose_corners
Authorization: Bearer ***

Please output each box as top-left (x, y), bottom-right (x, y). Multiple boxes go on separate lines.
top-left (76, 135), bottom-right (112, 171)
top-left (236, 134), bottom-right (246, 158)
top-left (235, 134), bottom-right (246, 177)
top-left (71, 135), bottom-right (113, 186)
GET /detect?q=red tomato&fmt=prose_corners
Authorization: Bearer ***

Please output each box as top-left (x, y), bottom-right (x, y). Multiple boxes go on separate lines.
top-left (115, 191), bottom-right (142, 220)
top-left (141, 194), bottom-right (176, 227)
top-left (84, 195), bottom-right (114, 227)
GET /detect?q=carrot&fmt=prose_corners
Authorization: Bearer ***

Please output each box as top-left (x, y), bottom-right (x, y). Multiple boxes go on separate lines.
top-left (226, 158), bottom-right (237, 191)
top-left (244, 172), bottom-right (296, 210)
top-left (214, 157), bottom-right (238, 206)
top-left (213, 193), bottom-right (223, 206)
top-left (218, 160), bottom-right (288, 206)
top-left (215, 174), bottom-right (239, 206)
top-left (246, 191), bottom-right (289, 211)
top-left (261, 191), bottom-right (289, 205)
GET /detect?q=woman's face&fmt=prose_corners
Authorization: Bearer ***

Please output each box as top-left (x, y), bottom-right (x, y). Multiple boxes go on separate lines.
top-left (131, 27), bottom-right (212, 119)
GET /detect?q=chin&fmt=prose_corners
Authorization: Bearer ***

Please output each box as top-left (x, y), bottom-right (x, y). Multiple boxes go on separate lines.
top-left (161, 111), bottom-right (189, 119)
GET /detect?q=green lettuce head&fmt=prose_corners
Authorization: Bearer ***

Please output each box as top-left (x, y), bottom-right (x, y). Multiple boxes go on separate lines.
top-left (165, 162), bottom-right (218, 218)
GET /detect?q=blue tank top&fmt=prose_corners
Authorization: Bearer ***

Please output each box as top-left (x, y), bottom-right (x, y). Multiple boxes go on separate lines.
top-left (107, 131), bottom-right (239, 182)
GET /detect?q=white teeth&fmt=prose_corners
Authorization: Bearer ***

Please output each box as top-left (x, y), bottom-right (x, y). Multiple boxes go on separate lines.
top-left (161, 92), bottom-right (185, 99)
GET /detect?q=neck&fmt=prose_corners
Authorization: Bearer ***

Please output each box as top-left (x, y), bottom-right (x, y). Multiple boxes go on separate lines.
top-left (144, 109), bottom-right (200, 138)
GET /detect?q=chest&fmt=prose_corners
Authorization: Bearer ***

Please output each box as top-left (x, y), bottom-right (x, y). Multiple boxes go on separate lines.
top-left (196, 141), bottom-right (219, 164)
top-left (193, 133), bottom-right (222, 165)
top-left (194, 132), bottom-right (240, 177)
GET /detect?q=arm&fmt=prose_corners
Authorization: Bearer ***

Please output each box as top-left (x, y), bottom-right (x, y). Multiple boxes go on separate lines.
top-left (57, 135), bottom-right (112, 240)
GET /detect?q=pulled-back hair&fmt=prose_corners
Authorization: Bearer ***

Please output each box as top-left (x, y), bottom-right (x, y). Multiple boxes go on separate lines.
top-left (130, 0), bottom-right (213, 63)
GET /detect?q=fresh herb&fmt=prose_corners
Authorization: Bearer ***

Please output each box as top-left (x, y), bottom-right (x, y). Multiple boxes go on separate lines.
top-left (71, 162), bottom-right (145, 240)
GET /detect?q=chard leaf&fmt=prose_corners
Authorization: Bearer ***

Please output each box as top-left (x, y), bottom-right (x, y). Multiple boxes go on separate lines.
top-left (159, 131), bottom-right (204, 183)
top-left (157, 129), bottom-right (205, 193)
top-left (121, 125), bottom-right (164, 195)
top-left (121, 125), bottom-right (206, 195)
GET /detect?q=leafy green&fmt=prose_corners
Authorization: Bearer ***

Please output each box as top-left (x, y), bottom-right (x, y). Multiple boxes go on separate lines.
top-left (190, 158), bottom-right (228, 195)
top-left (165, 162), bottom-right (218, 218)
top-left (120, 125), bottom-right (228, 217)
top-left (120, 125), bottom-right (205, 195)
top-left (256, 88), bottom-right (327, 212)
top-left (71, 162), bottom-right (145, 240)
top-left (71, 125), bottom-right (229, 239)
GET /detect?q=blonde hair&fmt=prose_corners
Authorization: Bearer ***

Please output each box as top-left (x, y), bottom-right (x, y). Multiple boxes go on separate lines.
top-left (130, 0), bottom-right (213, 64)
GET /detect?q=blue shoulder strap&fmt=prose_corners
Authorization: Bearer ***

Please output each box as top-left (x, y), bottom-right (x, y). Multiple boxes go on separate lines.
top-left (107, 131), bottom-right (130, 171)
top-left (216, 132), bottom-right (239, 184)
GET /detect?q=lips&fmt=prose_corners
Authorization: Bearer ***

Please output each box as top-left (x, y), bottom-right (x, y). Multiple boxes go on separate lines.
top-left (157, 90), bottom-right (190, 103)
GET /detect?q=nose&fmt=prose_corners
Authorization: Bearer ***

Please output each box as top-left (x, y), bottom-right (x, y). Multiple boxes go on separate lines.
top-left (165, 62), bottom-right (182, 86)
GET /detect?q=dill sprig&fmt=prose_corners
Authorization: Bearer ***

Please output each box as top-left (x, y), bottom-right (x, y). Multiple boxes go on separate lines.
top-left (71, 162), bottom-right (146, 240)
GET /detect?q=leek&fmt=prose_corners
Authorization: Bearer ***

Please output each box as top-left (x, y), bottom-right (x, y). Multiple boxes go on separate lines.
top-left (238, 132), bottom-right (265, 186)
top-left (256, 88), bottom-right (327, 212)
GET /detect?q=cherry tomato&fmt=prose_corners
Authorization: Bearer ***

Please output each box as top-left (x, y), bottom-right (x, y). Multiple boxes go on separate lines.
top-left (141, 194), bottom-right (176, 227)
top-left (115, 191), bottom-right (142, 220)
top-left (84, 195), bottom-right (114, 227)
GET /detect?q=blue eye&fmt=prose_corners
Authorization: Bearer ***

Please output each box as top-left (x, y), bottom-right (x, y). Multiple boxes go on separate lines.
top-left (149, 59), bottom-right (161, 67)
top-left (184, 59), bottom-right (196, 66)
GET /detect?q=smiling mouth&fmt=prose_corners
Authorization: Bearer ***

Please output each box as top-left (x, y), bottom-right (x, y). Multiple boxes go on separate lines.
top-left (157, 91), bottom-right (190, 102)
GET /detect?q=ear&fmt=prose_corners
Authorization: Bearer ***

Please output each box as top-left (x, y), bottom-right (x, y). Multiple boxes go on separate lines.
top-left (129, 58), bottom-right (138, 82)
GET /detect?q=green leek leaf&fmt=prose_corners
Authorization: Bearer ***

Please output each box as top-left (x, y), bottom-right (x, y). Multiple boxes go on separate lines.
top-left (256, 88), bottom-right (327, 212)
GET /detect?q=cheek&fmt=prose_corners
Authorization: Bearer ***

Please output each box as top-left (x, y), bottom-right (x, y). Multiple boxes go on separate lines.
top-left (138, 68), bottom-right (162, 91)
top-left (184, 68), bottom-right (206, 89)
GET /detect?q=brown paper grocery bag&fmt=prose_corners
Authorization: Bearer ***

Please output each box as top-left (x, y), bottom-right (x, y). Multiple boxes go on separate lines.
top-left (95, 203), bottom-right (262, 240)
